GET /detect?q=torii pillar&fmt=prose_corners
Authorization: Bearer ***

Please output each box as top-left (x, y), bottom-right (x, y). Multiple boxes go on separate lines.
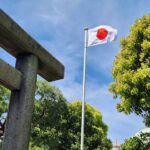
top-left (0, 9), bottom-right (64, 150)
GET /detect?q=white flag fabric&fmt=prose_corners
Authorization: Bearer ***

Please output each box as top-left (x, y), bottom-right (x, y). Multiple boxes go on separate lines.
top-left (87, 25), bottom-right (117, 47)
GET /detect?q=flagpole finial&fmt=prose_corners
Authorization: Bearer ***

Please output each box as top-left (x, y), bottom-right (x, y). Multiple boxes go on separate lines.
top-left (84, 27), bottom-right (88, 30)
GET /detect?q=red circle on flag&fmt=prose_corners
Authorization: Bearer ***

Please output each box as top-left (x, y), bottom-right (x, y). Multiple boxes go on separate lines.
top-left (96, 28), bottom-right (108, 40)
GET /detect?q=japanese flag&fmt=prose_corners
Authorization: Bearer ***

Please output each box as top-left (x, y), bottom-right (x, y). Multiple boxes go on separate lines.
top-left (87, 25), bottom-right (117, 47)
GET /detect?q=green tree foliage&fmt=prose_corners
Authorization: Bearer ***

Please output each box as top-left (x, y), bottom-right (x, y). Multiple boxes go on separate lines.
top-left (0, 81), bottom-right (112, 149)
top-left (31, 82), bottom-right (112, 149)
top-left (0, 85), bottom-right (10, 149)
top-left (30, 80), bottom-right (70, 150)
top-left (0, 85), bottom-right (9, 116)
top-left (109, 14), bottom-right (150, 126)
top-left (68, 101), bottom-right (112, 150)
top-left (119, 133), bottom-right (150, 150)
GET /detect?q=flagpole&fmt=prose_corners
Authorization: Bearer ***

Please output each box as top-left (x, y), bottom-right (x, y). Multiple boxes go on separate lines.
top-left (81, 27), bottom-right (88, 150)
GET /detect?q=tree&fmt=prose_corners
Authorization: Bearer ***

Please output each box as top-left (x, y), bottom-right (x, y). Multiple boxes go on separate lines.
top-left (30, 80), bottom-right (70, 150)
top-left (68, 101), bottom-right (112, 150)
top-left (0, 85), bottom-right (9, 116)
top-left (0, 85), bottom-right (10, 149)
top-left (119, 133), bottom-right (150, 150)
top-left (109, 14), bottom-right (150, 126)
top-left (31, 82), bottom-right (112, 150)
top-left (0, 81), bottom-right (112, 149)
top-left (0, 81), bottom-right (69, 150)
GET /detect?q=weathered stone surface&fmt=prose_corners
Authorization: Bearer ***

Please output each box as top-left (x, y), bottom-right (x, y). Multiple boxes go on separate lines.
top-left (0, 9), bottom-right (64, 81)
top-left (0, 59), bottom-right (21, 90)
top-left (2, 54), bottom-right (38, 150)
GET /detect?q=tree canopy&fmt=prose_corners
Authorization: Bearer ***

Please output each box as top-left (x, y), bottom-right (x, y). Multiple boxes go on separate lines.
top-left (0, 81), bottom-right (112, 149)
top-left (0, 85), bottom-right (9, 116)
top-left (109, 14), bottom-right (150, 126)
top-left (30, 80), bottom-right (70, 149)
top-left (30, 81), bottom-right (112, 149)
top-left (68, 101), bottom-right (112, 150)
top-left (0, 85), bottom-right (10, 149)
top-left (119, 133), bottom-right (150, 150)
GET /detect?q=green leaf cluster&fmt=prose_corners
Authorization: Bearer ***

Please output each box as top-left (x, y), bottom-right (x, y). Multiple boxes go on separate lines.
top-left (0, 81), bottom-right (112, 149)
top-left (119, 133), bottom-right (150, 150)
top-left (109, 14), bottom-right (150, 126)
top-left (0, 85), bottom-right (9, 116)
top-left (30, 81), bottom-right (70, 150)
top-left (68, 101), bottom-right (112, 150)
top-left (29, 81), bottom-right (112, 149)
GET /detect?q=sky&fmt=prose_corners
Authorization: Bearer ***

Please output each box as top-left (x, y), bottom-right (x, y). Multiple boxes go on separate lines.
top-left (1, 0), bottom-right (150, 147)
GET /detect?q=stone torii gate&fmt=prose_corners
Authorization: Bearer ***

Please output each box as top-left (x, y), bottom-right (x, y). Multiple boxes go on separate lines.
top-left (0, 9), bottom-right (64, 150)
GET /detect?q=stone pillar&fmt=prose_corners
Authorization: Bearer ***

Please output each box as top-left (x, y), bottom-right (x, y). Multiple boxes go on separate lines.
top-left (3, 54), bottom-right (38, 150)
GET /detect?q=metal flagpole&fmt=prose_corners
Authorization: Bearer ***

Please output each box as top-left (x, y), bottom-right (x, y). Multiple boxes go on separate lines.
top-left (81, 28), bottom-right (88, 150)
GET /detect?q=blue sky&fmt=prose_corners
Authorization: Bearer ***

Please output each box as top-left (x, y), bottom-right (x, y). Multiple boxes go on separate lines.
top-left (1, 0), bottom-right (150, 147)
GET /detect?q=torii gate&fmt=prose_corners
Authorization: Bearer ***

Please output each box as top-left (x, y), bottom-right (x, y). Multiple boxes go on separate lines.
top-left (0, 9), bottom-right (64, 150)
